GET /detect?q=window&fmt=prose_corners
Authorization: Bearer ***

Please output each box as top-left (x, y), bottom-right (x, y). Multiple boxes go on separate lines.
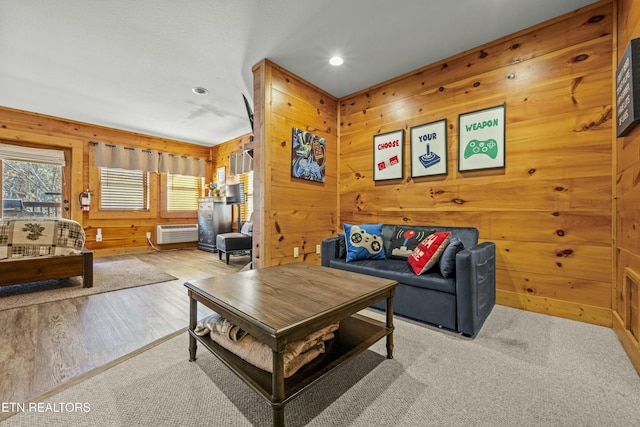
top-left (166, 174), bottom-right (203, 211)
top-left (2, 159), bottom-right (63, 218)
top-left (0, 143), bottom-right (66, 219)
top-left (239, 171), bottom-right (253, 221)
top-left (99, 167), bottom-right (149, 210)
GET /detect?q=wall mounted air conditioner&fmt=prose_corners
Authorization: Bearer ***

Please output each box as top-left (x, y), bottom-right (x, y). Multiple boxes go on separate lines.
top-left (156, 224), bottom-right (198, 244)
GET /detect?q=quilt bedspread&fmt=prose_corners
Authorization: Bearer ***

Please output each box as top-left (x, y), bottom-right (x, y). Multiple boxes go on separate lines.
top-left (0, 218), bottom-right (85, 260)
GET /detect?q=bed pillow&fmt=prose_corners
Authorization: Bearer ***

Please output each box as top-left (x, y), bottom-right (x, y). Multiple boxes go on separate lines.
top-left (408, 231), bottom-right (451, 275)
top-left (343, 223), bottom-right (385, 262)
top-left (387, 226), bottom-right (435, 260)
top-left (438, 237), bottom-right (464, 278)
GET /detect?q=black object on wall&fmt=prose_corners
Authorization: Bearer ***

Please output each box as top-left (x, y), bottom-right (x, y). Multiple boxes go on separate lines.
top-left (617, 38), bottom-right (640, 138)
top-left (243, 94), bottom-right (254, 132)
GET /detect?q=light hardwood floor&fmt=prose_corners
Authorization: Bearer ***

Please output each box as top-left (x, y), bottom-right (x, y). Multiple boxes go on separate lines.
top-left (0, 248), bottom-right (249, 420)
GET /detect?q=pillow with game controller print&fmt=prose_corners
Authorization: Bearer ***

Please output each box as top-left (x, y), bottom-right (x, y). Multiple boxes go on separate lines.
top-left (343, 223), bottom-right (385, 262)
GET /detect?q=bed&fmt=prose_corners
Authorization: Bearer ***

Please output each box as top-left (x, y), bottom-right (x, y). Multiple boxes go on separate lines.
top-left (0, 218), bottom-right (93, 288)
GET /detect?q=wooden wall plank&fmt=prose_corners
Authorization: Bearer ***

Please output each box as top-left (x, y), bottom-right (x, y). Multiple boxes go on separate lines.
top-left (339, 210), bottom-right (610, 246)
top-left (497, 269), bottom-right (611, 308)
top-left (497, 290), bottom-right (612, 326)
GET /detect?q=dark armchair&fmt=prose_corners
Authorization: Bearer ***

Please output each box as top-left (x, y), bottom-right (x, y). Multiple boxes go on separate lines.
top-left (216, 218), bottom-right (253, 265)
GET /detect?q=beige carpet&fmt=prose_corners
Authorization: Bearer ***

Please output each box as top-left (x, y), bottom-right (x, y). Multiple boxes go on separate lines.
top-left (0, 256), bottom-right (177, 311)
top-left (2, 306), bottom-right (639, 427)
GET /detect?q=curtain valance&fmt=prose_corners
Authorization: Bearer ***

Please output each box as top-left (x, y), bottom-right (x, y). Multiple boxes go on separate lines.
top-left (92, 142), bottom-right (207, 177)
top-left (229, 150), bottom-right (253, 176)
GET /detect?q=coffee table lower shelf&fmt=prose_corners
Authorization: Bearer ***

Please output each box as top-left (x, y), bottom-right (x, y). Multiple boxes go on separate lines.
top-left (188, 313), bottom-right (391, 406)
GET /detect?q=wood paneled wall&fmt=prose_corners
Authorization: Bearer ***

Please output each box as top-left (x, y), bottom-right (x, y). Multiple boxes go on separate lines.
top-left (252, 60), bottom-right (338, 268)
top-left (338, 2), bottom-right (615, 326)
top-left (0, 107), bottom-right (211, 257)
top-left (614, 0), bottom-right (640, 374)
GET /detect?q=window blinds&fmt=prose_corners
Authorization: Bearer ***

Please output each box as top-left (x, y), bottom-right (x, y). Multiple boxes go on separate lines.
top-left (0, 143), bottom-right (65, 165)
top-left (167, 174), bottom-right (203, 211)
top-left (99, 168), bottom-right (149, 210)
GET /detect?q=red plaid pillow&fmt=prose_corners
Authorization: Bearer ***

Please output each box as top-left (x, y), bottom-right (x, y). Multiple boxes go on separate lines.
top-left (408, 231), bottom-right (451, 275)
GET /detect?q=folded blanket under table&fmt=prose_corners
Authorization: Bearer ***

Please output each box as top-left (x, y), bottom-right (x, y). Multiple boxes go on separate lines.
top-left (195, 312), bottom-right (339, 378)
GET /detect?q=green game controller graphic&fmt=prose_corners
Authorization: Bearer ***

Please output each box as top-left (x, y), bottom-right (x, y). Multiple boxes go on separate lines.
top-left (463, 139), bottom-right (498, 159)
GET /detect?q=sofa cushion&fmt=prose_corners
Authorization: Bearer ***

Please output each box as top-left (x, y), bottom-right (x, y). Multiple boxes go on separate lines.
top-left (217, 233), bottom-right (252, 251)
top-left (337, 233), bottom-right (347, 259)
top-left (408, 231), bottom-right (451, 275)
top-left (439, 237), bottom-right (464, 278)
top-left (328, 258), bottom-right (455, 294)
top-left (386, 226), bottom-right (435, 260)
top-left (344, 223), bottom-right (385, 262)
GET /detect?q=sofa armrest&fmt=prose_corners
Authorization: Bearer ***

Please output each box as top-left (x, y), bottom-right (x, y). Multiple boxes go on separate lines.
top-left (321, 236), bottom-right (342, 267)
top-left (454, 241), bottom-right (496, 337)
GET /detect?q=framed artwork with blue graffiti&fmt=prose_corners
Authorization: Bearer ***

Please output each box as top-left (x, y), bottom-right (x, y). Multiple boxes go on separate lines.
top-left (458, 104), bottom-right (506, 171)
top-left (410, 119), bottom-right (447, 178)
top-left (291, 127), bottom-right (326, 182)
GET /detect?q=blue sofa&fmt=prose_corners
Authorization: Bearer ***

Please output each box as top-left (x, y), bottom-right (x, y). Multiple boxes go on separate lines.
top-left (321, 224), bottom-right (496, 337)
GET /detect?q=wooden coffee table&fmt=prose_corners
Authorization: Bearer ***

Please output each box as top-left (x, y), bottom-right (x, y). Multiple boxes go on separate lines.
top-left (185, 263), bottom-right (397, 427)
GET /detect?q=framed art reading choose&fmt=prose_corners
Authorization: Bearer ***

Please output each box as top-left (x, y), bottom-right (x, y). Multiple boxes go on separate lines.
top-left (373, 129), bottom-right (403, 181)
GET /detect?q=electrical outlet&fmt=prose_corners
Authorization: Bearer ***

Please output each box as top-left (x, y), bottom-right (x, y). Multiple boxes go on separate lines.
top-left (96, 228), bottom-right (102, 242)
top-left (293, 247), bottom-right (299, 257)
top-left (146, 232), bottom-right (151, 239)
top-left (316, 244), bottom-right (321, 254)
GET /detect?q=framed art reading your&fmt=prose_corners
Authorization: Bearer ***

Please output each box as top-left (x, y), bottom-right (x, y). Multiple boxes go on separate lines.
top-left (410, 119), bottom-right (447, 177)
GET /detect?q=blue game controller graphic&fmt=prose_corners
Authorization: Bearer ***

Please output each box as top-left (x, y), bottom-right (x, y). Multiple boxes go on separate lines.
top-left (418, 143), bottom-right (441, 169)
top-left (463, 139), bottom-right (498, 159)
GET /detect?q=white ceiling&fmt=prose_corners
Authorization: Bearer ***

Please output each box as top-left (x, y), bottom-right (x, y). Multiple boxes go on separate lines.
top-left (0, 0), bottom-right (598, 147)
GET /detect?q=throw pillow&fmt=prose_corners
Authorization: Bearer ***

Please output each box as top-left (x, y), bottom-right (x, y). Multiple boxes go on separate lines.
top-left (343, 223), bottom-right (385, 262)
top-left (240, 221), bottom-right (253, 235)
top-left (438, 237), bottom-right (464, 278)
top-left (408, 231), bottom-right (451, 275)
top-left (387, 226), bottom-right (435, 260)
top-left (338, 233), bottom-right (347, 259)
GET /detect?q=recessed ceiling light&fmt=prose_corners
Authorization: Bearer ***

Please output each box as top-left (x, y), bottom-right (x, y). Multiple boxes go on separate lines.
top-left (192, 87), bottom-right (209, 95)
top-left (329, 56), bottom-right (344, 66)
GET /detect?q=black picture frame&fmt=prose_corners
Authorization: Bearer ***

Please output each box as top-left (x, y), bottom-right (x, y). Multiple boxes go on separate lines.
top-left (373, 129), bottom-right (404, 181)
top-left (458, 104), bottom-right (506, 171)
top-left (410, 119), bottom-right (447, 178)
